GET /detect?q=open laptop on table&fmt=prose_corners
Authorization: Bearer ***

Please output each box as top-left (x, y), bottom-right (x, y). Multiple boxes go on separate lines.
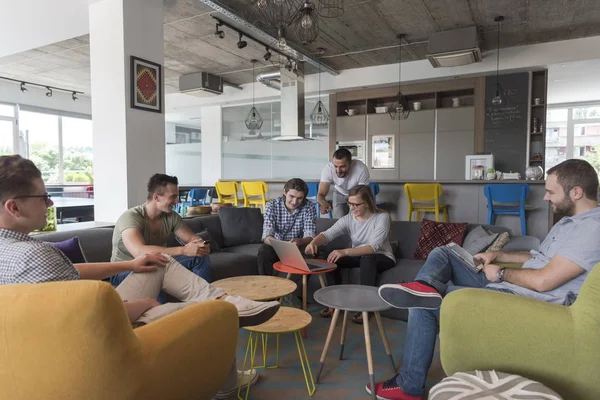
top-left (270, 238), bottom-right (336, 272)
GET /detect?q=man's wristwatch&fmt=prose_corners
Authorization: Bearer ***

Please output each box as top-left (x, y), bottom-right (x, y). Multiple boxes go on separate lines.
top-left (497, 268), bottom-right (506, 282)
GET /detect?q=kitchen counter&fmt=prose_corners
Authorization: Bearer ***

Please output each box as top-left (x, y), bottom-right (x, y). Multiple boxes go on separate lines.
top-left (218, 179), bottom-right (545, 184)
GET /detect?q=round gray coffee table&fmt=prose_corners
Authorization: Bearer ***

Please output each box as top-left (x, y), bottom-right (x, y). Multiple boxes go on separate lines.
top-left (314, 285), bottom-right (396, 400)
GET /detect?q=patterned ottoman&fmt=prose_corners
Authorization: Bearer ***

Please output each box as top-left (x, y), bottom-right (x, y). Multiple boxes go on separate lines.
top-left (429, 370), bottom-right (562, 399)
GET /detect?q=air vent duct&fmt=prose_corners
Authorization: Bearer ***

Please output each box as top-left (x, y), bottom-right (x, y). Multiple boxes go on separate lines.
top-left (179, 72), bottom-right (223, 94)
top-left (426, 26), bottom-right (481, 68)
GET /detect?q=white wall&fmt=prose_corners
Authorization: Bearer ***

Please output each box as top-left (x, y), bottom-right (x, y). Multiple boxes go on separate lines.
top-left (0, 80), bottom-right (91, 114)
top-left (0, 0), bottom-right (91, 58)
top-left (200, 105), bottom-right (222, 186)
top-left (90, 0), bottom-right (165, 222)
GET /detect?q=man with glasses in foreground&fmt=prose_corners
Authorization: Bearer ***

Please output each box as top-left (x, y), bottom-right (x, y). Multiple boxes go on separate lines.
top-left (0, 155), bottom-right (280, 399)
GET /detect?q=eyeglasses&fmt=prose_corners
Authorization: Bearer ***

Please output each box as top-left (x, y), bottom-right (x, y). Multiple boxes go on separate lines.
top-left (347, 201), bottom-right (365, 208)
top-left (13, 193), bottom-right (53, 205)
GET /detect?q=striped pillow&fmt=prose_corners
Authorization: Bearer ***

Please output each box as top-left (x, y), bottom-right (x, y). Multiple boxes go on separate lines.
top-left (429, 370), bottom-right (562, 400)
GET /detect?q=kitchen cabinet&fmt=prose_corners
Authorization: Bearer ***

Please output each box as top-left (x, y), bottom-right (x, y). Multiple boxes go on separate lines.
top-left (336, 115), bottom-right (366, 142)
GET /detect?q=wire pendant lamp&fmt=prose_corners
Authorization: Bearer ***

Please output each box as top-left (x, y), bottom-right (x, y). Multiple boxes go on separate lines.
top-left (492, 16), bottom-right (505, 106)
top-left (310, 54), bottom-right (329, 125)
top-left (389, 34), bottom-right (410, 120)
top-left (245, 60), bottom-right (264, 130)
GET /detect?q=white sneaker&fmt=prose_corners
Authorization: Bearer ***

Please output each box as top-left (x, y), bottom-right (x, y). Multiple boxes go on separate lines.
top-left (213, 369), bottom-right (259, 399)
top-left (224, 296), bottom-right (280, 327)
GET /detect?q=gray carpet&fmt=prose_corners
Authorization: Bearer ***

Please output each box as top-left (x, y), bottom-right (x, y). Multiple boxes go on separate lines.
top-left (233, 304), bottom-right (445, 399)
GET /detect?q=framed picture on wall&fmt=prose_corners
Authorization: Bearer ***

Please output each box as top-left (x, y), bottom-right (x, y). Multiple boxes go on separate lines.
top-left (372, 135), bottom-right (395, 169)
top-left (130, 56), bottom-right (162, 113)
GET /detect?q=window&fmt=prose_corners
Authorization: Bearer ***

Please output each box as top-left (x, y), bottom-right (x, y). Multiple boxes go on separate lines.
top-left (20, 111), bottom-right (60, 183)
top-left (546, 103), bottom-right (600, 173)
top-left (0, 120), bottom-right (14, 155)
top-left (62, 117), bottom-right (93, 184)
top-left (221, 98), bottom-right (330, 180)
top-left (18, 109), bottom-right (93, 184)
top-left (0, 104), bottom-right (15, 118)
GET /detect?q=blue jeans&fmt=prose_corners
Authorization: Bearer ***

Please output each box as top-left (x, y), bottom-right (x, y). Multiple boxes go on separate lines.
top-left (109, 255), bottom-right (211, 304)
top-left (395, 247), bottom-right (513, 396)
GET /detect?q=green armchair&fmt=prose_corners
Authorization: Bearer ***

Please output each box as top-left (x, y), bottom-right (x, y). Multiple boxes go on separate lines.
top-left (440, 264), bottom-right (600, 400)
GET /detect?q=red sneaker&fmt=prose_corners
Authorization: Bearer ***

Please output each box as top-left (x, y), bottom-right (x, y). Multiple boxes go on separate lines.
top-left (378, 282), bottom-right (442, 310)
top-left (365, 375), bottom-right (423, 400)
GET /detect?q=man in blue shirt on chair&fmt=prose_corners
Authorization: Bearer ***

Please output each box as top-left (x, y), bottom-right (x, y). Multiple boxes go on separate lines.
top-left (368, 158), bottom-right (600, 400)
top-left (257, 178), bottom-right (317, 276)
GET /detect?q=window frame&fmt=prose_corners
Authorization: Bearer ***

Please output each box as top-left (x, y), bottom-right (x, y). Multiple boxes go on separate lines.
top-left (2, 102), bottom-right (92, 185)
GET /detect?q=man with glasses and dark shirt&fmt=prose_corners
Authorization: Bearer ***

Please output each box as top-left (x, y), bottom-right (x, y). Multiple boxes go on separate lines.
top-left (257, 178), bottom-right (317, 276)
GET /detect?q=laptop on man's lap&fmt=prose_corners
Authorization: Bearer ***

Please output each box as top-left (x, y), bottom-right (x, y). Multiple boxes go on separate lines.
top-left (270, 239), bottom-right (336, 272)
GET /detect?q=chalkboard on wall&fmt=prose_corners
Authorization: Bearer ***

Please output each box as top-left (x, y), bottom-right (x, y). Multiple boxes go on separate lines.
top-left (484, 72), bottom-right (529, 174)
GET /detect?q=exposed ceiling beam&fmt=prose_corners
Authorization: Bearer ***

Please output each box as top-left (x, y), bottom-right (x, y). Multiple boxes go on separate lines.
top-left (197, 0), bottom-right (339, 76)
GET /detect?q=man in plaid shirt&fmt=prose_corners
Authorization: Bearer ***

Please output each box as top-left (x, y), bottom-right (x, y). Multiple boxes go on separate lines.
top-left (258, 178), bottom-right (317, 275)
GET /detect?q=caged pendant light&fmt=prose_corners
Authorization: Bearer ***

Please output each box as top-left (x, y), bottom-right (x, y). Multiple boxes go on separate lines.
top-left (492, 16), bottom-right (505, 106)
top-left (245, 60), bottom-right (264, 130)
top-left (310, 50), bottom-right (329, 125)
top-left (389, 34), bottom-right (410, 120)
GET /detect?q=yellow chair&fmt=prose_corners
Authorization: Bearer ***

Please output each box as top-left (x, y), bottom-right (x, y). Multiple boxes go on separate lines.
top-left (404, 183), bottom-right (448, 222)
top-left (0, 280), bottom-right (238, 400)
top-left (215, 181), bottom-right (243, 206)
top-left (241, 181), bottom-right (269, 211)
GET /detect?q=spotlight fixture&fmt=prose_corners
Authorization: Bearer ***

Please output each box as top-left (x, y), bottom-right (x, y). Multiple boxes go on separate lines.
top-left (214, 22), bottom-right (225, 39)
top-left (0, 76), bottom-right (84, 100)
top-left (285, 58), bottom-right (293, 72)
top-left (263, 47), bottom-right (272, 61)
top-left (237, 32), bottom-right (248, 49)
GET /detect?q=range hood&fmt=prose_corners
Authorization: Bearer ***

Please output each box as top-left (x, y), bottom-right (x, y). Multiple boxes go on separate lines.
top-left (426, 26), bottom-right (482, 68)
top-left (272, 65), bottom-right (306, 141)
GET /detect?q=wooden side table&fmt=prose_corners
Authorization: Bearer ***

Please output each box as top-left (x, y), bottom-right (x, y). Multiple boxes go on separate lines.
top-left (273, 261), bottom-right (337, 338)
top-left (212, 275), bottom-right (297, 302)
top-left (238, 307), bottom-right (316, 399)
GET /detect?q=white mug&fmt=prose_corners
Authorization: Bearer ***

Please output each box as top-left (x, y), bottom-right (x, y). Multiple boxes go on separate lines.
top-left (413, 102), bottom-right (422, 111)
top-left (345, 109), bottom-right (357, 116)
top-left (452, 98), bottom-right (462, 108)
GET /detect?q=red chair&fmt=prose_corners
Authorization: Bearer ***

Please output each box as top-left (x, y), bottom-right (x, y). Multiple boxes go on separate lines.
top-left (86, 186), bottom-right (94, 199)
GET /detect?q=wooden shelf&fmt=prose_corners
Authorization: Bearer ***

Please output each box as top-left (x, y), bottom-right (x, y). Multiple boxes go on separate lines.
top-left (531, 104), bottom-right (545, 108)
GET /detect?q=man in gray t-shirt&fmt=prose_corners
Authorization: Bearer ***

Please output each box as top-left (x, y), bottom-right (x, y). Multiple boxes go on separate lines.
top-left (368, 159), bottom-right (600, 400)
top-left (318, 148), bottom-right (369, 219)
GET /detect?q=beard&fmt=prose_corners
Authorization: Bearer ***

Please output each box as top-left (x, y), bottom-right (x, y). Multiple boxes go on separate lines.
top-left (551, 197), bottom-right (575, 216)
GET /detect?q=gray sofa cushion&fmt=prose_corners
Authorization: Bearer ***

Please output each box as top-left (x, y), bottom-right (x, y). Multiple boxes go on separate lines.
top-left (462, 226), bottom-right (499, 255)
top-left (219, 208), bottom-right (263, 247)
top-left (208, 252), bottom-right (259, 281)
top-left (222, 244), bottom-right (263, 257)
top-left (168, 215), bottom-right (225, 249)
top-left (34, 228), bottom-right (114, 263)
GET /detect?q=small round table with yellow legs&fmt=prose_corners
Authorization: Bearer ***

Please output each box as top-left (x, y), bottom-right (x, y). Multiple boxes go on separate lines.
top-left (238, 307), bottom-right (316, 399)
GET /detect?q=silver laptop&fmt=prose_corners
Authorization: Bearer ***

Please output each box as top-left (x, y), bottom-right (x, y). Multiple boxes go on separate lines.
top-left (270, 239), bottom-right (336, 272)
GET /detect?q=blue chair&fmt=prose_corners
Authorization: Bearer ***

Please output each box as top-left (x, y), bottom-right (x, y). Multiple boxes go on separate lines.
top-left (306, 182), bottom-right (332, 218)
top-left (483, 184), bottom-right (531, 235)
top-left (177, 188), bottom-right (208, 214)
top-left (369, 182), bottom-right (384, 208)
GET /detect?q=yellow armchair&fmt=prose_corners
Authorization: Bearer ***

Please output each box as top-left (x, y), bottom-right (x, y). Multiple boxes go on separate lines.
top-left (0, 281), bottom-right (238, 400)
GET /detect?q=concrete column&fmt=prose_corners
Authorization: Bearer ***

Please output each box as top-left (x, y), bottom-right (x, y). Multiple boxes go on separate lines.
top-left (200, 105), bottom-right (223, 185)
top-left (89, 0), bottom-right (164, 222)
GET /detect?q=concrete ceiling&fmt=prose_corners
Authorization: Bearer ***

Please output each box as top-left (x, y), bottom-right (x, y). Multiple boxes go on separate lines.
top-left (1, 0), bottom-right (600, 96)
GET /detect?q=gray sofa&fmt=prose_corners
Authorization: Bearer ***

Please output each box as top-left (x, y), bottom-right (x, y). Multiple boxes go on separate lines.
top-left (35, 208), bottom-right (540, 320)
